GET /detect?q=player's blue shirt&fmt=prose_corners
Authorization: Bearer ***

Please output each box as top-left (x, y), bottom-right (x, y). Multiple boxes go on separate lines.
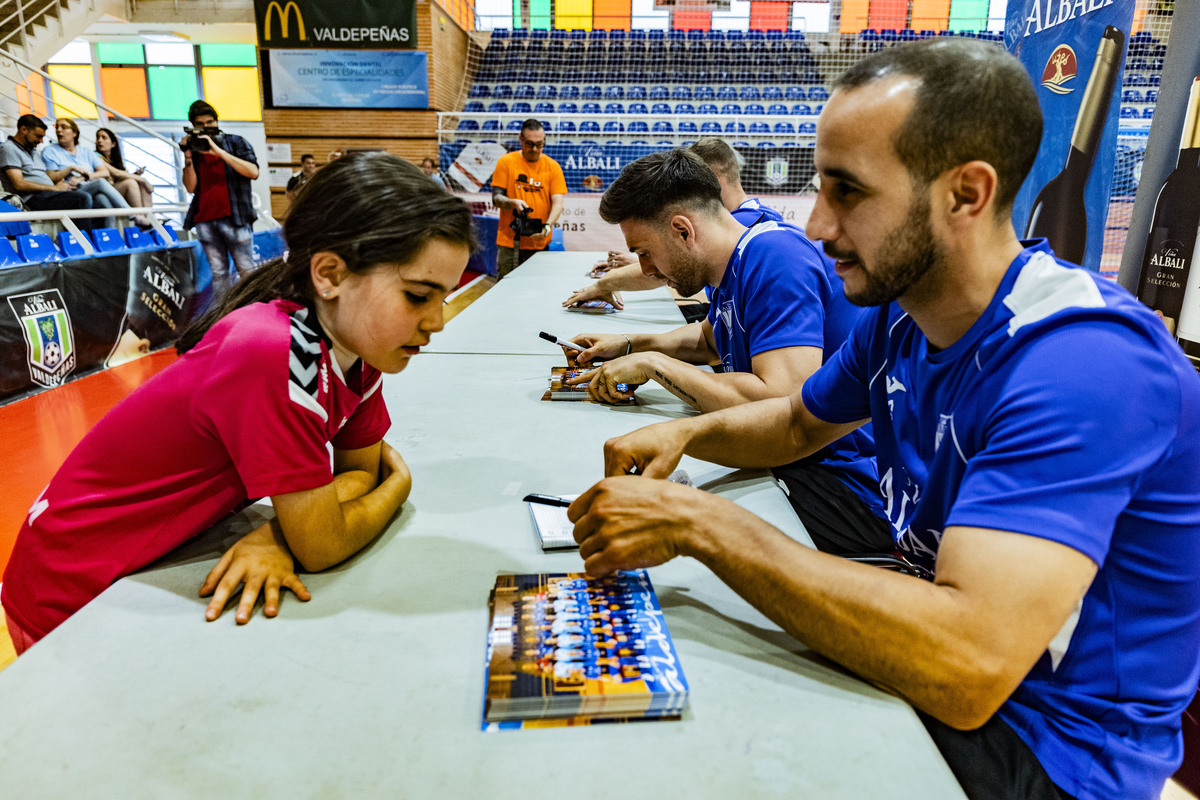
top-left (731, 197), bottom-right (784, 227)
top-left (708, 220), bottom-right (883, 520)
top-left (801, 240), bottom-right (1200, 800)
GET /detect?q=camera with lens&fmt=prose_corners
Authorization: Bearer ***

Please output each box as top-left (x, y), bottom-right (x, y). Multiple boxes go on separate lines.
top-left (180, 126), bottom-right (223, 153)
top-left (510, 207), bottom-right (545, 238)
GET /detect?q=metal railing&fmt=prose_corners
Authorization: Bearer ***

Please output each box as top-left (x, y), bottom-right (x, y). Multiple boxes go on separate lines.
top-left (0, 204), bottom-right (189, 255)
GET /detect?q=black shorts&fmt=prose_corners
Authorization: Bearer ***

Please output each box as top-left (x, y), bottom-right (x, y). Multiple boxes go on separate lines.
top-left (771, 459), bottom-right (894, 556)
top-left (919, 712), bottom-right (1074, 800)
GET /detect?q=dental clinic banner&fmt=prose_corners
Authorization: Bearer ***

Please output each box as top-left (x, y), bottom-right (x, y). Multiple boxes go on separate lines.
top-left (267, 49), bottom-right (429, 108)
top-left (1006, 0), bottom-right (1136, 271)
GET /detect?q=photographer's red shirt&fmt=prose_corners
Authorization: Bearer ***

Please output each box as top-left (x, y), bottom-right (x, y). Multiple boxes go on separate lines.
top-left (493, 151), bottom-right (566, 250)
top-left (194, 150), bottom-right (232, 223)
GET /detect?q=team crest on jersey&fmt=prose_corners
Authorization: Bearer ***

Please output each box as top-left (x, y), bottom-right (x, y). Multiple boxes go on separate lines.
top-left (7, 289), bottom-right (75, 388)
top-left (764, 158), bottom-right (788, 187)
top-left (1041, 44), bottom-right (1078, 94)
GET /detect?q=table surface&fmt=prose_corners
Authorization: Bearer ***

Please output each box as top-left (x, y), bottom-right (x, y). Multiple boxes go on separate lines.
top-left (0, 252), bottom-right (964, 799)
top-left (430, 252), bottom-right (687, 355)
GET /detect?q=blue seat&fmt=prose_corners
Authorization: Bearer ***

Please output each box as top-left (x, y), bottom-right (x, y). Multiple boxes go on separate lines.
top-left (536, 84), bottom-right (558, 98)
top-left (808, 86), bottom-right (829, 100)
top-left (627, 85), bottom-right (647, 99)
top-left (745, 103), bottom-right (765, 115)
top-left (717, 85), bottom-right (737, 100)
top-left (511, 101), bottom-right (532, 113)
top-left (582, 85), bottom-right (602, 99)
top-left (457, 119), bottom-right (480, 131)
top-left (763, 86), bottom-right (784, 100)
top-left (1124, 73), bottom-right (1147, 86)
top-left (694, 86), bottom-right (715, 100)
top-left (1145, 89), bottom-right (1159, 103)
top-left (629, 140), bottom-right (648, 146)
top-left (17, 233), bottom-right (62, 262)
top-left (559, 85), bottom-right (580, 99)
top-left (492, 84), bottom-right (513, 99)
top-left (605, 102), bottom-right (625, 114)
top-left (649, 85), bottom-right (669, 99)
top-left (721, 103), bottom-right (742, 115)
top-left (123, 226), bottom-right (155, 250)
top-left (629, 120), bottom-right (650, 132)
top-left (57, 230), bottom-right (92, 257)
top-left (468, 84), bottom-right (490, 98)
top-left (653, 120), bottom-right (674, 132)
top-left (505, 119), bottom-right (524, 131)
top-left (588, 29), bottom-right (608, 42)
top-left (773, 121), bottom-right (795, 134)
top-left (748, 121), bottom-right (770, 133)
top-left (648, 29), bottom-right (664, 40)
top-left (785, 86), bottom-right (806, 100)
top-left (605, 85), bottom-right (624, 99)
top-left (700, 121), bottom-right (722, 133)
top-left (698, 103), bottom-right (719, 115)
top-left (812, 104), bottom-right (824, 115)
top-left (514, 84), bottom-right (535, 98)
top-left (0, 237), bottom-right (23, 266)
top-left (628, 102), bottom-right (649, 114)
top-left (679, 121), bottom-right (698, 133)
top-left (509, 28), bottom-right (526, 40)
top-left (671, 86), bottom-right (693, 100)
top-left (791, 103), bottom-right (812, 115)
top-left (481, 120), bottom-right (500, 131)
top-left (739, 86), bottom-right (761, 101)
top-left (675, 103), bottom-right (695, 114)
top-left (603, 120), bottom-right (624, 132)
top-left (558, 101), bottom-right (578, 113)
top-left (609, 29), bottom-right (626, 42)
top-left (534, 101), bottom-right (555, 114)
top-left (652, 102), bottom-right (672, 115)
top-left (463, 101), bottom-right (485, 112)
top-left (558, 120), bottom-right (576, 131)
top-left (1120, 106), bottom-right (1139, 120)
top-left (582, 102), bottom-right (602, 114)
top-left (799, 122), bottom-right (816, 135)
top-left (149, 224), bottom-right (179, 248)
top-left (580, 120), bottom-right (601, 132)
top-left (540, 120), bottom-right (554, 131)
top-left (1122, 89), bottom-right (1143, 103)
top-left (1143, 107), bottom-right (1155, 119)
top-left (487, 101), bottom-right (509, 113)
top-left (725, 121), bottom-right (746, 133)
top-left (767, 103), bottom-right (788, 115)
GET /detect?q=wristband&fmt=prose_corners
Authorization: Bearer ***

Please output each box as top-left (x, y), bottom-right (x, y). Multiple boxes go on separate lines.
top-left (622, 334), bottom-right (631, 356)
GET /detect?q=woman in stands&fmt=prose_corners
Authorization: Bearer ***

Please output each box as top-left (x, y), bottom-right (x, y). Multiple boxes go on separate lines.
top-left (95, 127), bottom-right (155, 217)
top-left (40, 118), bottom-right (136, 225)
top-left (1, 153), bottom-right (475, 654)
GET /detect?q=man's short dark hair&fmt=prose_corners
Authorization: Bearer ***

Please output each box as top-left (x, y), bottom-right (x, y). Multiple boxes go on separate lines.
top-left (520, 119), bottom-right (544, 136)
top-left (599, 148), bottom-right (725, 225)
top-left (301, 154), bottom-right (315, 162)
top-left (689, 137), bottom-right (742, 186)
top-left (16, 114), bottom-right (45, 131)
top-left (833, 38), bottom-right (1042, 212)
top-left (188, 100), bottom-right (219, 124)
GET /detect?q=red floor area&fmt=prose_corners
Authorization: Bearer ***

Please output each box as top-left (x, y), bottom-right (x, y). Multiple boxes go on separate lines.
top-left (0, 349), bottom-right (178, 578)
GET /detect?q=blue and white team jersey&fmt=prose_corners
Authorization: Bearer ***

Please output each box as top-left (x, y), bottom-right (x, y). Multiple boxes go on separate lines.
top-left (730, 197), bottom-right (784, 227)
top-left (708, 220), bottom-right (884, 520)
top-left (802, 240), bottom-right (1200, 800)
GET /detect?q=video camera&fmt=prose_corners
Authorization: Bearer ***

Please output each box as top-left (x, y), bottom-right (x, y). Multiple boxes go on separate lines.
top-left (510, 207), bottom-right (545, 239)
top-left (180, 126), bottom-right (223, 153)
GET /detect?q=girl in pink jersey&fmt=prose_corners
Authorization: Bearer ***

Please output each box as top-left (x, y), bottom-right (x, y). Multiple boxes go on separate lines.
top-left (2, 153), bottom-right (475, 653)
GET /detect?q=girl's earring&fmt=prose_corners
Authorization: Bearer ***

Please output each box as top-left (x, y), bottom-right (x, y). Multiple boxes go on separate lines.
top-left (322, 290), bottom-right (330, 297)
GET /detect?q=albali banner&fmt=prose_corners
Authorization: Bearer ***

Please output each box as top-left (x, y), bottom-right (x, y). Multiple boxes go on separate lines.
top-left (1006, 0), bottom-right (1135, 270)
top-left (439, 142), bottom-right (818, 196)
top-left (254, 0), bottom-right (416, 49)
top-left (0, 247), bottom-right (206, 405)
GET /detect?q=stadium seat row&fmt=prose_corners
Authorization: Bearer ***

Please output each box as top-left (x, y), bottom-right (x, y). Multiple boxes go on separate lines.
top-left (463, 101), bottom-right (824, 115)
top-left (454, 119), bottom-right (818, 135)
top-left (0, 226), bottom-right (180, 268)
top-left (469, 84), bottom-right (830, 101)
top-left (489, 28), bottom-right (806, 43)
top-left (475, 68), bottom-right (824, 84)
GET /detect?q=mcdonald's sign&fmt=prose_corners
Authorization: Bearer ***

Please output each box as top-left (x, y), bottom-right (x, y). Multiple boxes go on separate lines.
top-left (254, 0), bottom-right (416, 50)
top-left (262, 1), bottom-right (306, 42)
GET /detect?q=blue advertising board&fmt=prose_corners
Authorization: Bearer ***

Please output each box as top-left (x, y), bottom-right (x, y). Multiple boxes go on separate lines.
top-left (267, 49), bottom-right (428, 109)
top-left (1006, 0), bottom-right (1136, 271)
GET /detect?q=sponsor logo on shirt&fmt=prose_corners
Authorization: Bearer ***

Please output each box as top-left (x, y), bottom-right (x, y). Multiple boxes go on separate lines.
top-left (7, 289), bottom-right (75, 388)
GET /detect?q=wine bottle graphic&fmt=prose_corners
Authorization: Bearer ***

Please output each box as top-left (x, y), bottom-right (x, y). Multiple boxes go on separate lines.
top-left (1138, 77), bottom-right (1200, 338)
top-left (1024, 26), bottom-right (1126, 265)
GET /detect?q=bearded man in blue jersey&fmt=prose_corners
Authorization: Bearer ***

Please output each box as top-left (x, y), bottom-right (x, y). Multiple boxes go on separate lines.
top-left (568, 38), bottom-right (1200, 800)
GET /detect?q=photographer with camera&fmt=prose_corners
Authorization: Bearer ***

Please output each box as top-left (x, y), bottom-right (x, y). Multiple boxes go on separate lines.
top-left (181, 100), bottom-right (260, 297)
top-left (490, 120), bottom-right (565, 278)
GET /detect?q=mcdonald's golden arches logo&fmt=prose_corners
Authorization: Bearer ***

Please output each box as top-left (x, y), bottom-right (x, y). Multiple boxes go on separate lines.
top-left (263, 1), bottom-right (306, 41)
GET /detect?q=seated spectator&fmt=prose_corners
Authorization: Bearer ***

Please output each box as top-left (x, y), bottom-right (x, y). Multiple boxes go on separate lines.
top-left (42, 118), bottom-right (133, 228)
top-left (286, 153), bottom-right (318, 203)
top-left (1, 114), bottom-right (97, 230)
top-left (421, 157), bottom-right (447, 190)
top-left (95, 127), bottom-right (155, 221)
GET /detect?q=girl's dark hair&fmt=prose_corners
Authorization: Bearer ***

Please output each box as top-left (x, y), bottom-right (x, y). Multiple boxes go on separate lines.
top-left (96, 127), bottom-right (125, 171)
top-left (177, 152), bottom-right (477, 354)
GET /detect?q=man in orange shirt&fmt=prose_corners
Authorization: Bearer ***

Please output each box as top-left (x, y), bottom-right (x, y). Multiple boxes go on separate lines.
top-left (491, 119), bottom-right (566, 278)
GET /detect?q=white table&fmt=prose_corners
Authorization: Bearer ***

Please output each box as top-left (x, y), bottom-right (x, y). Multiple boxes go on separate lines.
top-left (0, 253), bottom-right (965, 799)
